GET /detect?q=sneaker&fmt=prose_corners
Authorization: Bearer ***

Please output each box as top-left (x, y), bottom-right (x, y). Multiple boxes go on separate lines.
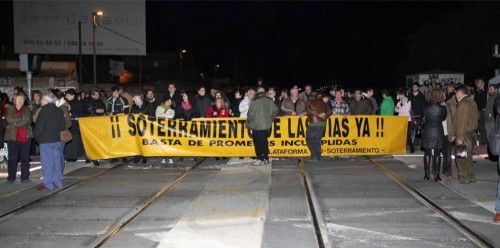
top-left (161, 159), bottom-right (167, 164)
top-left (5, 180), bottom-right (14, 185)
top-left (494, 213), bottom-right (500, 224)
top-left (168, 159), bottom-right (174, 164)
top-left (262, 159), bottom-right (270, 165)
top-left (252, 160), bottom-right (263, 166)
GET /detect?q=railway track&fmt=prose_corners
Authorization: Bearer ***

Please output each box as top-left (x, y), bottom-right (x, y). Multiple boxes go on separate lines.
top-left (0, 162), bottom-right (127, 220)
top-left (90, 157), bottom-right (206, 248)
top-left (367, 157), bottom-right (494, 248)
top-left (298, 157), bottom-right (495, 248)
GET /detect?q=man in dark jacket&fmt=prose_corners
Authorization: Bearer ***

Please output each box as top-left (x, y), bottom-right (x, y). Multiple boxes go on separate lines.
top-left (130, 94), bottom-right (148, 164)
top-left (349, 90), bottom-right (372, 115)
top-left (453, 85), bottom-right (479, 184)
top-left (408, 83), bottom-right (426, 152)
top-left (144, 89), bottom-right (158, 116)
top-left (167, 83), bottom-right (182, 109)
top-left (194, 86), bottom-right (211, 117)
top-left (247, 92), bottom-right (278, 165)
top-left (106, 86), bottom-right (129, 114)
top-left (305, 93), bottom-right (331, 162)
top-left (35, 92), bottom-right (66, 191)
top-left (475, 79), bottom-right (488, 144)
top-left (82, 88), bottom-right (106, 117)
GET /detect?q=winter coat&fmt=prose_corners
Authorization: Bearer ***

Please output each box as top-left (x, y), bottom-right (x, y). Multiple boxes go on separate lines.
top-left (130, 103), bottom-right (148, 114)
top-left (176, 102), bottom-right (200, 121)
top-left (82, 97), bottom-right (106, 117)
top-left (34, 103), bottom-right (65, 144)
top-left (395, 97), bottom-right (411, 121)
top-left (106, 96), bottom-right (129, 114)
top-left (349, 98), bottom-right (372, 115)
top-left (306, 98), bottom-right (331, 126)
top-left (421, 103), bottom-right (447, 149)
top-left (445, 97), bottom-right (458, 138)
top-left (195, 95), bottom-right (212, 118)
top-left (155, 104), bottom-right (175, 119)
top-left (56, 99), bottom-right (72, 129)
top-left (4, 105), bottom-right (33, 141)
top-left (453, 96), bottom-right (479, 142)
top-left (144, 100), bottom-right (159, 116)
top-left (205, 105), bottom-right (230, 118)
top-left (485, 93), bottom-right (497, 124)
top-left (68, 100), bottom-right (84, 135)
top-left (408, 92), bottom-right (426, 118)
top-left (281, 97), bottom-right (306, 116)
top-left (247, 93), bottom-right (278, 131)
top-left (366, 96), bottom-right (379, 114)
top-left (239, 97), bottom-right (251, 117)
top-left (379, 96), bottom-right (395, 116)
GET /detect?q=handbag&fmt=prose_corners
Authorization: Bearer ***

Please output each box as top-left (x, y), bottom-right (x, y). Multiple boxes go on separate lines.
top-left (60, 129), bottom-right (73, 143)
top-left (453, 145), bottom-right (468, 159)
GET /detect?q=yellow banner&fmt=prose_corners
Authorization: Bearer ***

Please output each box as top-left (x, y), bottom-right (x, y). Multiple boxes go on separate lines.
top-left (79, 115), bottom-right (408, 160)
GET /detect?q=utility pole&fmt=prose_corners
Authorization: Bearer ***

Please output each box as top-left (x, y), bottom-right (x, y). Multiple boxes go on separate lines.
top-left (92, 10), bottom-right (103, 84)
top-left (78, 21), bottom-right (83, 84)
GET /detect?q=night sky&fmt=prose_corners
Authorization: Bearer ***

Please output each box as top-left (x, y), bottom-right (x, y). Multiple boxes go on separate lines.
top-left (2, 1), bottom-right (500, 88)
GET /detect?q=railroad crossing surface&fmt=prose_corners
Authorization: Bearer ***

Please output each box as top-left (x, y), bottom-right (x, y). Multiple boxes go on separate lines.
top-left (0, 156), bottom-right (498, 248)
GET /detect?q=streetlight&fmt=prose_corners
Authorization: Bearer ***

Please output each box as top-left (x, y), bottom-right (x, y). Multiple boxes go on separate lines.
top-left (92, 10), bottom-right (104, 84)
top-left (179, 49), bottom-right (187, 81)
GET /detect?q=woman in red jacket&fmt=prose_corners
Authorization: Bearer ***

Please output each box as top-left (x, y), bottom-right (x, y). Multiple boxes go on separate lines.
top-left (205, 97), bottom-right (230, 118)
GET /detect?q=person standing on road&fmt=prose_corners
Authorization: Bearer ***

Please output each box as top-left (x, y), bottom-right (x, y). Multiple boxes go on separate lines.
top-left (247, 91), bottom-right (278, 165)
top-left (195, 86), bottom-right (212, 118)
top-left (156, 96), bottom-right (175, 164)
top-left (331, 89), bottom-right (350, 116)
top-left (205, 98), bottom-right (230, 118)
top-left (365, 87), bottom-right (379, 114)
top-left (5, 92), bottom-right (32, 184)
top-left (395, 90), bottom-right (413, 153)
top-left (485, 84), bottom-right (498, 156)
top-left (493, 93), bottom-right (500, 223)
top-left (452, 85), bottom-right (479, 184)
top-left (444, 93), bottom-right (458, 179)
top-left (34, 92), bottom-right (66, 191)
top-left (408, 83), bottom-right (427, 152)
top-left (379, 90), bottom-right (395, 116)
top-left (474, 79), bottom-right (488, 145)
top-left (63, 89), bottom-right (84, 163)
top-left (305, 93), bottom-right (331, 162)
top-left (281, 87), bottom-right (306, 116)
top-left (239, 88), bottom-right (256, 117)
top-left (421, 88), bottom-right (447, 181)
top-left (130, 94), bottom-right (148, 164)
top-left (349, 89), bottom-right (373, 115)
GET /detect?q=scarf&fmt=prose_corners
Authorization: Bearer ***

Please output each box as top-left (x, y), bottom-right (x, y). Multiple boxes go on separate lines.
top-left (15, 107), bottom-right (28, 143)
top-left (182, 101), bottom-right (192, 111)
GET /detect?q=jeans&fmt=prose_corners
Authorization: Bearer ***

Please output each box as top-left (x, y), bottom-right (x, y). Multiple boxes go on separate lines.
top-left (252, 129), bottom-right (270, 161)
top-left (306, 125), bottom-right (325, 160)
top-left (7, 140), bottom-right (31, 181)
top-left (40, 142), bottom-right (64, 190)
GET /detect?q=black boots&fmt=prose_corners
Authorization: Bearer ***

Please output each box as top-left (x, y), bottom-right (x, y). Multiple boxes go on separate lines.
top-left (424, 149), bottom-right (442, 181)
top-left (424, 153), bottom-right (431, 180)
top-left (433, 155), bottom-right (441, 181)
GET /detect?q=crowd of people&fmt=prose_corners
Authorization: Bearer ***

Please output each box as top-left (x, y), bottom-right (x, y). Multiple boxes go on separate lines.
top-left (0, 78), bottom-right (499, 223)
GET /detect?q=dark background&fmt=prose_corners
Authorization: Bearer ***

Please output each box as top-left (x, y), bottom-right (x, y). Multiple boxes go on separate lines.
top-left (1, 1), bottom-right (500, 88)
